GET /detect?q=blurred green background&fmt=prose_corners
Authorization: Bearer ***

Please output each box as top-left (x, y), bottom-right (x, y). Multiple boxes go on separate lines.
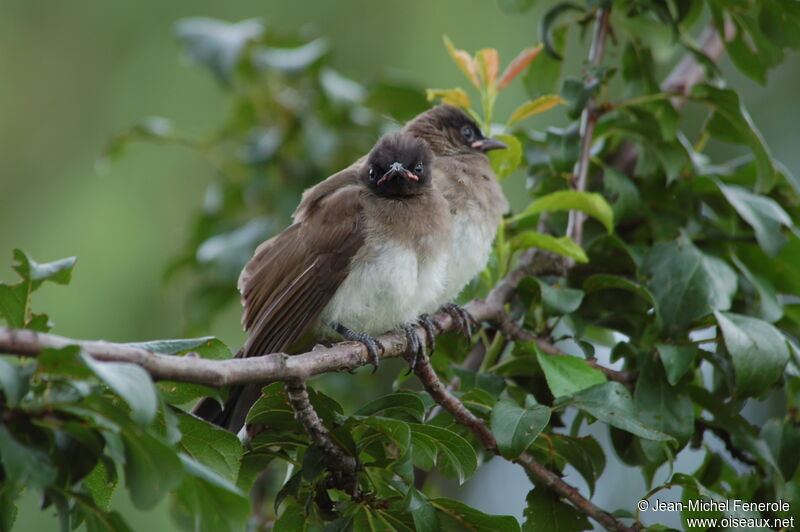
top-left (3, 0), bottom-right (799, 529)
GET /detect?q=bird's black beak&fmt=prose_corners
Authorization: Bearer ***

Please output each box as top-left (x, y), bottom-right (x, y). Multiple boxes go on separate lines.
top-left (376, 162), bottom-right (419, 185)
top-left (471, 137), bottom-right (508, 152)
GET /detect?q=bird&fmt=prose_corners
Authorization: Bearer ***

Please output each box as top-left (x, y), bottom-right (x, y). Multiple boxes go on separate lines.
top-left (296, 105), bottom-right (509, 339)
top-left (194, 132), bottom-right (452, 433)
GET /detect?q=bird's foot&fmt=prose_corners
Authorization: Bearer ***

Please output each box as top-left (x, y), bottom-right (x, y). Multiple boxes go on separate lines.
top-left (334, 323), bottom-right (383, 374)
top-left (416, 314), bottom-right (440, 355)
top-left (441, 302), bottom-right (475, 339)
top-left (402, 324), bottom-right (426, 375)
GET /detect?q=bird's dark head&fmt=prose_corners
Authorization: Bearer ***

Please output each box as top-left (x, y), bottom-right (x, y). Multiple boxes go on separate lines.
top-left (364, 132), bottom-right (433, 197)
top-left (403, 104), bottom-right (507, 156)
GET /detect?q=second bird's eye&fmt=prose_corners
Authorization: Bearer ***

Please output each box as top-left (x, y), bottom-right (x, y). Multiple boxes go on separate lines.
top-left (368, 167), bottom-right (376, 180)
top-left (415, 163), bottom-right (424, 173)
top-left (461, 126), bottom-right (474, 139)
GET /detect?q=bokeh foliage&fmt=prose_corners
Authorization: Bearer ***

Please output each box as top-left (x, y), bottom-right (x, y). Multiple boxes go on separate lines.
top-left (3, 0), bottom-right (800, 530)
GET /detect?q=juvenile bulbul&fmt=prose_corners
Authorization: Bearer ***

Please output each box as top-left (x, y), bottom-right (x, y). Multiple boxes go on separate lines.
top-left (195, 132), bottom-right (452, 432)
top-left (296, 105), bottom-right (508, 333)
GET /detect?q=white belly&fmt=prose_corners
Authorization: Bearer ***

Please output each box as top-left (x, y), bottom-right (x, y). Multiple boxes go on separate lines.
top-left (319, 241), bottom-right (448, 336)
top-left (442, 208), bottom-right (497, 301)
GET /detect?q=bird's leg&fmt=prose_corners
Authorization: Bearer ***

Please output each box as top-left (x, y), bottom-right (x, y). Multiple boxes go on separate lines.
top-left (402, 324), bottom-right (426, 375)
top-left (441, 302), bottom-right (475, 339)
top-left (333, 323), bottom-right (383, 373)
top-left (416, 314), bottom-right (440, 355)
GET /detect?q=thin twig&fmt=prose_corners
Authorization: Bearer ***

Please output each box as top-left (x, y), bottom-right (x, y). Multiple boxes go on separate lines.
top-left (567, 7), bottom-right (611, 246)
top-left (284, 380), bottom-right (360, 495)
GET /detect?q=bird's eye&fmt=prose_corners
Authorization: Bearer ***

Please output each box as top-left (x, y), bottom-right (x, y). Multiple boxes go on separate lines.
top-left (414, 163), bottom-right (424, 174)
top-left (368, 167), bottom-right (376, 180)
top-left (461, 126), bottom-right (474, 139)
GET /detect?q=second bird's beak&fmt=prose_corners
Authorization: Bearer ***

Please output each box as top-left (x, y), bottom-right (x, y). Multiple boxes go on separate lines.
top-left (471, 137), bottom-right (508, 152)
top-left (376, 162), bottom-right (419, 185)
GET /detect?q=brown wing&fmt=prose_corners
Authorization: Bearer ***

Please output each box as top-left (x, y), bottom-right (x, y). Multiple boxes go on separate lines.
top-left (292, 156), bottom-right (365, 222)
top-left (238, 184), bottom-right (365, 357)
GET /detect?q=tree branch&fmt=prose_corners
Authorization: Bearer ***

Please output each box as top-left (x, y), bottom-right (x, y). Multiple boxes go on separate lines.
top-left (412, 352), bottom-right (635, 532)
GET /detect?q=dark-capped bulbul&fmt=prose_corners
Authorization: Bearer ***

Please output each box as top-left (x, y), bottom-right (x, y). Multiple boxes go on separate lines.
top-left (194, 132), bottom-right (452, 432)
top-left (296, 105), bottom-right (508, 335)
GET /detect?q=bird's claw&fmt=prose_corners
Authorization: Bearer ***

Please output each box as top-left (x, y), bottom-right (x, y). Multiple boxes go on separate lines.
top-left (334, 323), bottom-right (383, 374)
top-left (403, 325), bottom-right (426, 375)
top-left (417, 314), bottom-right (439, 354)
top-left (441, 303), bottom-right (475, 338)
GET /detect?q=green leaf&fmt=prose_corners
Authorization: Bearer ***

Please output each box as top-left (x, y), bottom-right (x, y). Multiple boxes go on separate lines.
top-left (432, 498), bottom-right (520, 532)
top-left (510, 232), bottom-right (588, 263)
top-left (0, 284), bottom-right (26, 328)
top-left (246, 382), bottom-right (297, 429)
top-left (761, 419), bottom-right (800, 480)
top-left (171, 454), bottom-right (250, 532)
top-left (176, 411), bottom-right (243, 481)
top-left (544, 124), bottom-right (580, 174)
top-left (122, 431), bottom-right (183, 509)
top-left (490, 399), bottom-right (550, 460)
top-left (635, 354), bottom-right (694, 464)
top-left (514, 190), bottom-right (614, 233)
top-left (562, 382), bottom-right (673, 441)
top-left (404, 487), bottom-right (438, 532)
top-left (174, 17), bottom-right (263, 85)
top-left (582, 274), bottom-right (655, 305)
top-left (69, 492), bottom-right (133, 532)
top-left (731, 254), bottom-right (782, 323)
top-left (522, 486), bottom-right (590, 531)
top-left (353, 392), bottom-right (425, 422)
top-left (251, 37), bottom-right (329, 73)
top-left (540, 2), bottom-right (584, 60)
top-left (507, 96), bottom-right (565, 126)
top-left (532, 434), bottom-right (605, 496)
top-left (82, 354), bottom-right (157, 426)
top-left (641, 234), bottom-right (737, 336)
top-left (12, 249), bottom-right (77, 285)
top-left (537, 353), bottom-right (606, 398)
top-left (356, 416), bottom-right (411, 454)
top-left (715, 311), bottom-right (790, 397)
top-left (655, 343), bottom-right (697, 386)
top-left (0, 358), bottom-right (25, 406)
top-left (488, 134), bottom-right (522, 180)
top-left (524, 29), bottom-right (566, 98)
top-left (717, 182), bottom-right (793, 256)
top-left (83, 460), bottom-right (117, 511)
top-left (528, 278), bottom-right (584, 316)
top-left (691, 84), bottom-right (777, 192)
top-left (410, 425), bottom-right (477, 484)
top-left (0, 425), bottom-right (57, 489)
top-left (123, 336), bottom-right (221, 355)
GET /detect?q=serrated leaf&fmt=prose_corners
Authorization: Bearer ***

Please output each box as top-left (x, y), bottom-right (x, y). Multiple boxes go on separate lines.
top-left (537, 353), bottom-right (606, 398)
top-left (510, 233), bottom-right (588, 263)
top-left (562, 382), bottom-right (673, 441)
top-left (82, 354), bottom-right (157, 426)
top-left (507, 95), bottom-right (565, 126)
top-left (488, 134), bottom-right (522, 180)
top-left (490, 400), bottom-right (550, 460)
top-left (514, 190), bottom-right (614, 233)
top-left (715, 311), bottom-right (790, 397)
